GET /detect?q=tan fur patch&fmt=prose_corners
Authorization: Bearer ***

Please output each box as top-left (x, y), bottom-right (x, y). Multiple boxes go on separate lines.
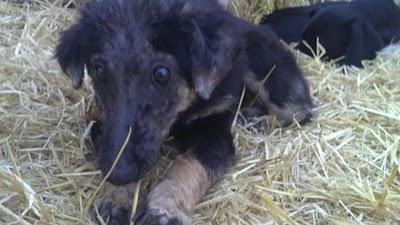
top-left (186, 95), bottom-right (236, 122)
top-left (176, 86), bottom-right (196, 113)
top-left (147, 154), bottom-right (211, 224)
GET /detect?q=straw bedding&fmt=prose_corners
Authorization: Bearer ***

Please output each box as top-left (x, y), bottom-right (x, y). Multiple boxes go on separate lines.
top-left (0, 0), bottom-right (399, 224)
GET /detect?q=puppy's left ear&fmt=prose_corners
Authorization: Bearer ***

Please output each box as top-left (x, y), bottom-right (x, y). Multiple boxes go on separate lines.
top-left (182, 18), bottom-right (239, 100)
top-left (344, 18), bottom-right (383, 67)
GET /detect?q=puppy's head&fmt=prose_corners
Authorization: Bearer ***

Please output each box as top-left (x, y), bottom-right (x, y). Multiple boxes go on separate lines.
top-left (56, 0), bottom-right (238, 185)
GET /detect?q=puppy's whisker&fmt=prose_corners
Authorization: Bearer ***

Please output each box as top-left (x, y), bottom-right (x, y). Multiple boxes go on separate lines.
top-left (129, 180), bottom-right (141, 225)
top-left (249, 65), bottom-right (275, 106)
top-left (231, 86), bottom-right (246, 132)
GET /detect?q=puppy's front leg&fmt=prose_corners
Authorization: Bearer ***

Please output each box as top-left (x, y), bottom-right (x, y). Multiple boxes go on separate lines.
top-left (138, 113), bottom-right (235, 225)
top-left (140, 154), bottom-right (209, 225)
top-left (94, 182), bottom-right (139, 225)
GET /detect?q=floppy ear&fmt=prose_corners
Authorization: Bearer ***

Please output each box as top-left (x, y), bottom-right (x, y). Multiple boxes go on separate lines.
top-left (55, 22), bottom-right (100, 88)
top-left (181, 18), bottom-right (239, 100)
top-left (344, 18), bottom-right (383, 67)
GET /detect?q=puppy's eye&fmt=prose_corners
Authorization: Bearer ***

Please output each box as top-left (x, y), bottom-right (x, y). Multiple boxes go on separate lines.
top-left (91, 63), bottom-right (105, 77)
top-left (152, 66), bottom-right (170, 85)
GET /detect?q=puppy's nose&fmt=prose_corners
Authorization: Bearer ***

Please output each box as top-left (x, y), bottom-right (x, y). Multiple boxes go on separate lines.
top-left (108, 170), bottom-right (132, 185)
top-left (104, 159), bottom-right (138, 185)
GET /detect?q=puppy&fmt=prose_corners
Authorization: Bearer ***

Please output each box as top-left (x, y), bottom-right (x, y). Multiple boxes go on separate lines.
top-left (261, 0), bottom-right (400, 67)
top-left (56, 0), bottom-right (314, 224)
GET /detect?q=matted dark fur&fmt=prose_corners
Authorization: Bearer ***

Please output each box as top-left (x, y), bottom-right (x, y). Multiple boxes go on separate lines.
top-left (55, 0), bottom-right (315, 224)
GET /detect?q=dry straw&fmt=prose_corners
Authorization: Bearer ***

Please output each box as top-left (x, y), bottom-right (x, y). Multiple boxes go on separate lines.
top-left (1, 0), bottom-right (399, 224)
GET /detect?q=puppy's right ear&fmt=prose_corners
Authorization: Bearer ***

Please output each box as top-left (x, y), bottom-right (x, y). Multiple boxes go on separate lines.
top-left (55, 22), bottom-right (99, 88)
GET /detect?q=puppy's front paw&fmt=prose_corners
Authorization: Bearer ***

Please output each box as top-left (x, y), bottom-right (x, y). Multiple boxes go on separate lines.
top-left (92, 182), bottom-right (137, 225)
top-left (136, 155), bottom-right (211, 225)
top-left (278, 103), bottom-right (316, 127)
top-left (137, 204), bottom-right (190, 225)
top-left (95, 198), bottom-right (130, 225)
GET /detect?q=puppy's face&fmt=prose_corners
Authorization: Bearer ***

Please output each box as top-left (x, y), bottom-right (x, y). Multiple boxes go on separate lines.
top-left (87, 46), bottom-right (195, 185)
top-left (56, 0), bottom-right (238, 185)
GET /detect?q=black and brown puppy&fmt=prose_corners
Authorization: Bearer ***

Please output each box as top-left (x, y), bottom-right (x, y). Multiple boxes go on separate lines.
top-left (56, 0), bottom-right (314, 224)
